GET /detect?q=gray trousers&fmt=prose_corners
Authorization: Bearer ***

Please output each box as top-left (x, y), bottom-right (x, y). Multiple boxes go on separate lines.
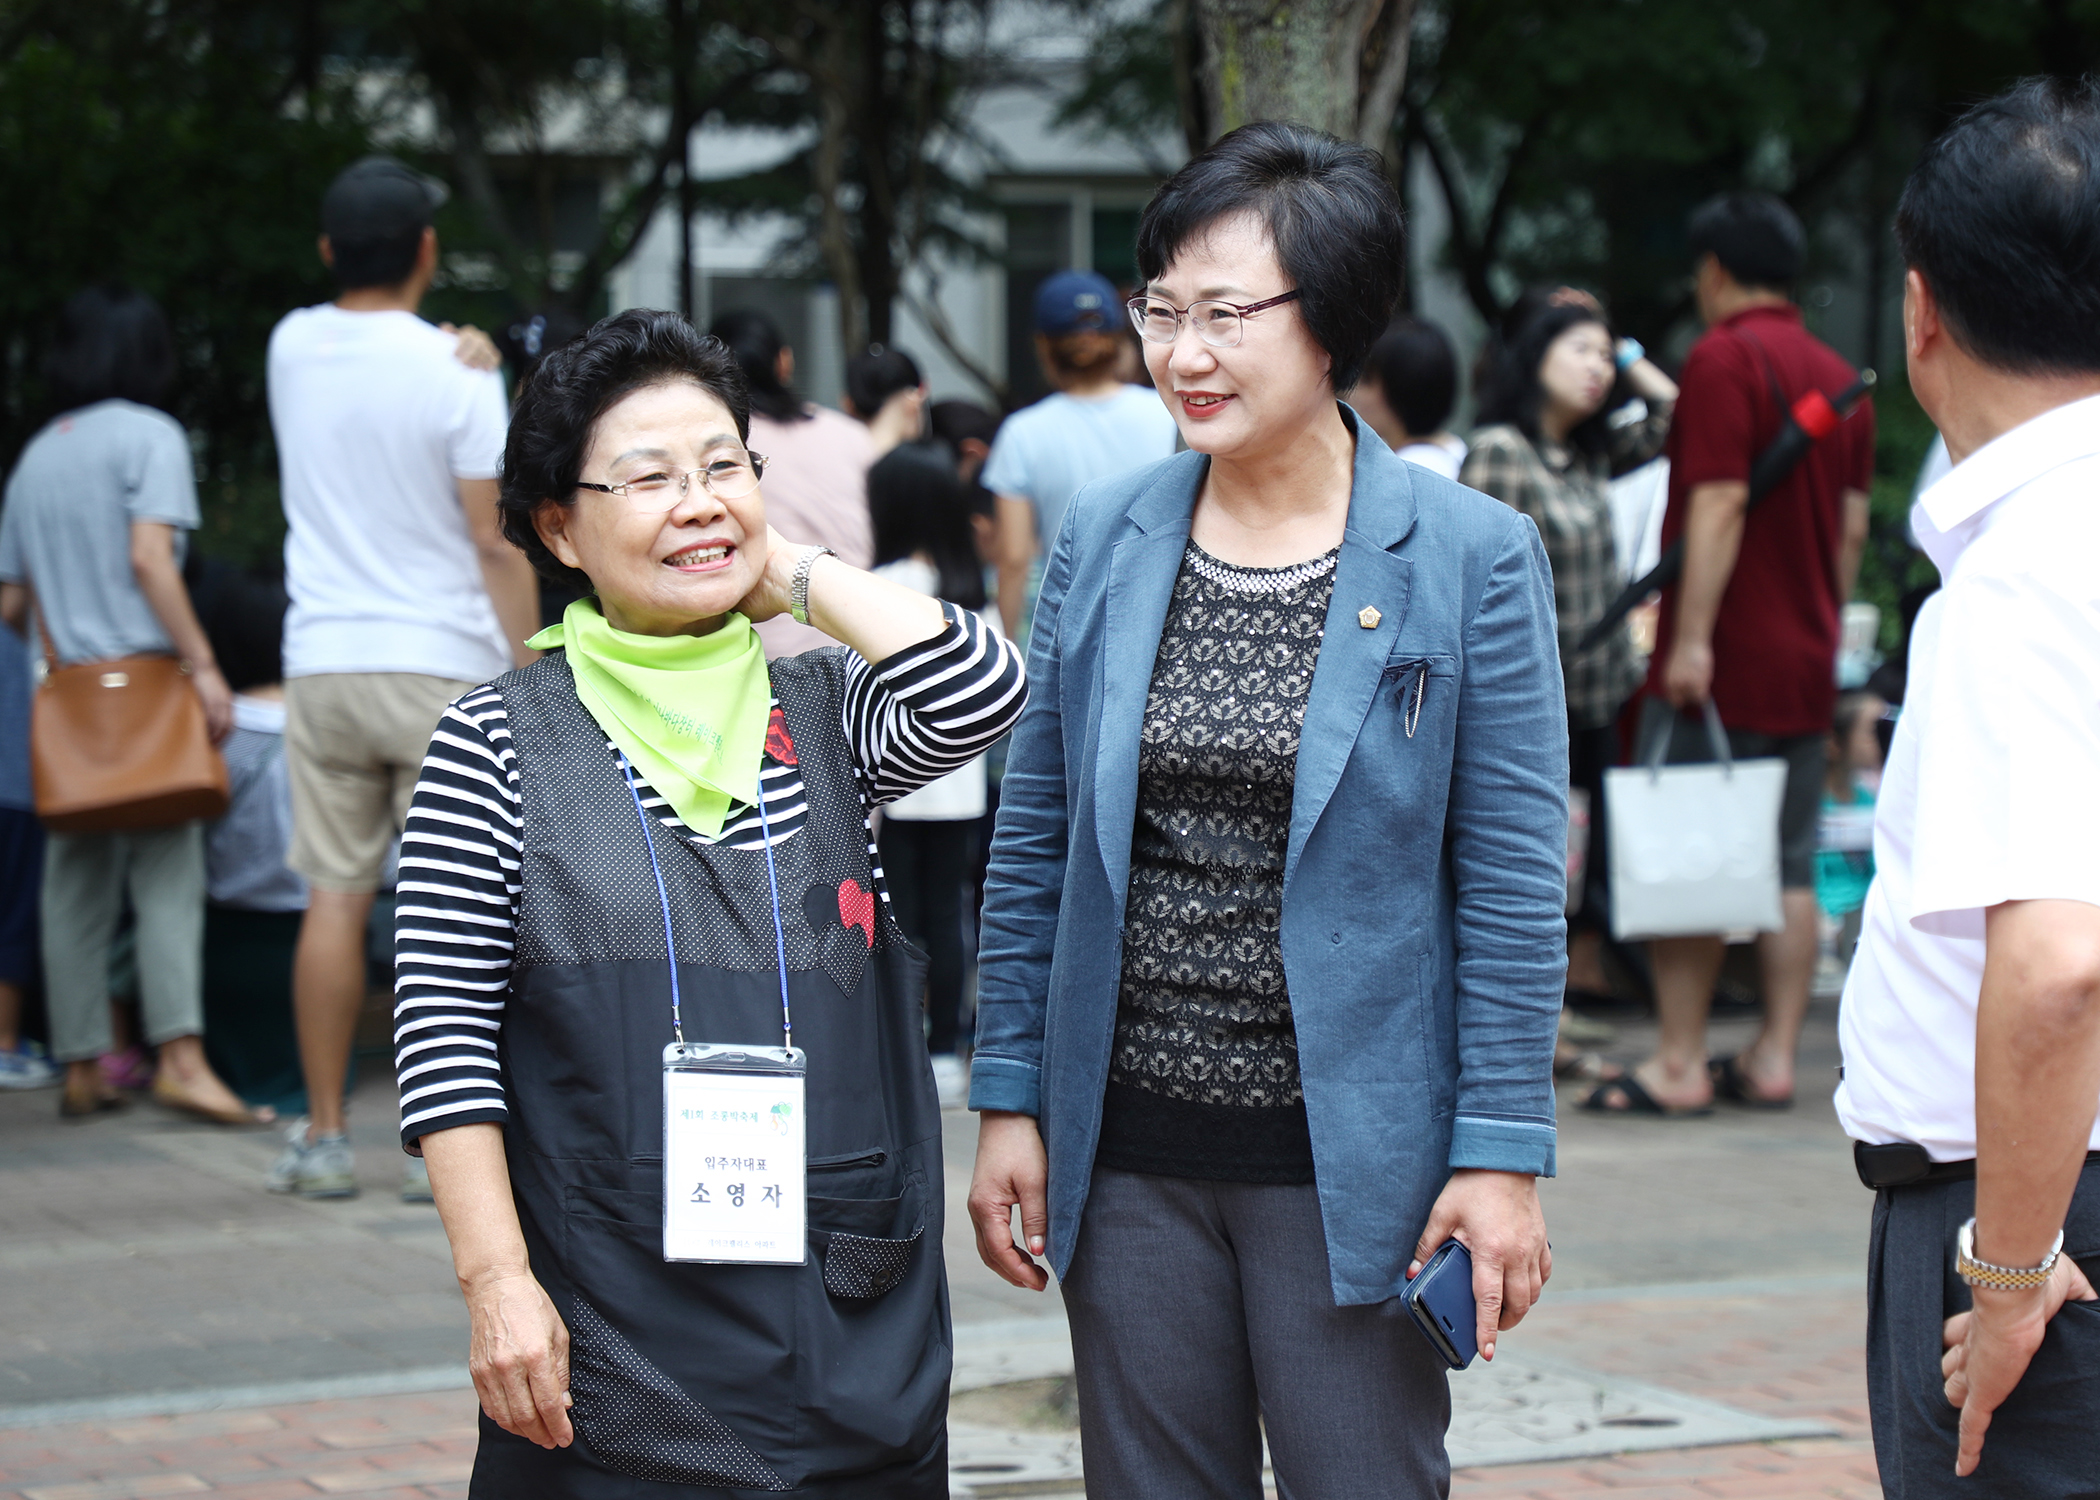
top-left (1062, 1167), bottom-right (1452, 1500)
top-left (41, 823), bottom-right (205, 1062)
top-left (1867, 1160), bottom-right (2100, 1498)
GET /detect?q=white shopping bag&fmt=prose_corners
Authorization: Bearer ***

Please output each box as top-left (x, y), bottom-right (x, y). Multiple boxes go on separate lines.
top-left (1606, 701), bottom-right (1786, 941)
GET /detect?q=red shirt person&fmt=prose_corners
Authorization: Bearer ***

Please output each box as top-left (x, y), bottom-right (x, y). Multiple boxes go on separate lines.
top-left (1587, 192), bottom-right (1874, 1119)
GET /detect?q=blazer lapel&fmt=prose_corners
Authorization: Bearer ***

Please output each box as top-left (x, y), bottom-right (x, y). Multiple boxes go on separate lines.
top-left (1093, 460), bottom-right (1201, 911)
top-left (1286, 412), bottom-right (1423, 887)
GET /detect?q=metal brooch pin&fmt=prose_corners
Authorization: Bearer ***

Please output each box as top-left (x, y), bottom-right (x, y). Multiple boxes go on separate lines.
top-left (1357, 605), bottom-right (1381, 629)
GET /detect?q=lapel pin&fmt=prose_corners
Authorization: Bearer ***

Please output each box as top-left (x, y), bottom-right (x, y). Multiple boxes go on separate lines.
top-left (1357, 605), bottom-right (1381, 629)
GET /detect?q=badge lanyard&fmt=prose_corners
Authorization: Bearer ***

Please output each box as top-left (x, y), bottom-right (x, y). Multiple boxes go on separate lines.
top-left (623, 758), bottom-right (807, 1266)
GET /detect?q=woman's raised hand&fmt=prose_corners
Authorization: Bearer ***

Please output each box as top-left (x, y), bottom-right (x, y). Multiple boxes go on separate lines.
top-left (733, 525), bottom-right (801, 624)
top-left (465, 1268), bottom-right (575, 1449)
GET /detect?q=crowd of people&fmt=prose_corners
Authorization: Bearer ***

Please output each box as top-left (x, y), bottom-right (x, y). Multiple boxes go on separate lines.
top-left (2, 73), bottom-right (2097, 1500)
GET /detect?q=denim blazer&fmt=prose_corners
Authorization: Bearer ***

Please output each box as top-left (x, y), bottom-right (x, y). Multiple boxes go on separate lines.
top-left (970, 407), bottom-right (1570, 1307)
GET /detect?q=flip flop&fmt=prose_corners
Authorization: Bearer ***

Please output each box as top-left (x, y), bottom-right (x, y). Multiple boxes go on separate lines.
top-left (150, 1075), bottom-right (261, 1126)
top-left (1708, 1054), bottom-right (1794, 1110)
top-left (1554, 1049), bottom-right (1620, 1084)
top-left (1580, 1073), bottom-right (1713, 1118)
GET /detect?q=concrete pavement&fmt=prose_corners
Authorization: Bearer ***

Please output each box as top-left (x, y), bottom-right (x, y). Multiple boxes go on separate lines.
top-left (0, 995), bottom-right (1893, 1497)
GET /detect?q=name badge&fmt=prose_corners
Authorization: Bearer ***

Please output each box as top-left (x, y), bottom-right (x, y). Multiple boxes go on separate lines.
top-left (662, 1043), bottom-right (807, 1264)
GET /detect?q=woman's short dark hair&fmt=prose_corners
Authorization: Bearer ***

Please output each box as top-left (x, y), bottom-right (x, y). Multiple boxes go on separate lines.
top-left (1134, 121), bottom-right (1404, 392)
top-left (1896, 76), bottom-right (2100, 375)
top-left (708, 307), bottom-right (806, 422)
top-left (867, 442), bottom-right (987, 611)
top-left (1474, 301), bottom-right (1620, 458)
top-left (501, 308), bottom-right (751, 592)
top-left (1686, 191), bottom-right (1805, 291)
top-left (45, 286), bottom-right (176, 412)
top-left (845, 345), bottom-right (921, 417)
top-left (1363, 317), bottom-right (1458, 437)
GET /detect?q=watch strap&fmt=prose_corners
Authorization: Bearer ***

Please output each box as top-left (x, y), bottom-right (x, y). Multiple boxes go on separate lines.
top-left (1956, 1218), bottom-right (2064, 1291)
top-left (790, 545), bottom-right (835, 626)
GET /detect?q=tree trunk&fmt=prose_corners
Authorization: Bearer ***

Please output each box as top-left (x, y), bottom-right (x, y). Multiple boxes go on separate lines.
top-left (1191, 0), bottom-right (1389, 140)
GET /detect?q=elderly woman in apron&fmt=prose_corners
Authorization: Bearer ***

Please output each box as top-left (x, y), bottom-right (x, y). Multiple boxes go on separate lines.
top-left (394, 308), bottom-right (1026, 1498)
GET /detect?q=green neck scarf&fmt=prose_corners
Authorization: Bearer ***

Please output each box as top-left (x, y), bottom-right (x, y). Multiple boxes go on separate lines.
top-left (528, 598), bottom-right (771, 840)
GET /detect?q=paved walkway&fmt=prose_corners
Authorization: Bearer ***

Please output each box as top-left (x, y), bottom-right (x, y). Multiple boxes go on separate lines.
top-left (0, 998), bottom-right (1893, 1497)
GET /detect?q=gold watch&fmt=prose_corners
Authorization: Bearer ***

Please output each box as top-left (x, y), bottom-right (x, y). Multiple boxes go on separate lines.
top-left (1956, 1218), bottom-right (2064, 1292)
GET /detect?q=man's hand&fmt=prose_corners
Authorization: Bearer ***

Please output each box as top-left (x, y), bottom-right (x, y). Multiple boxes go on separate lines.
top-left (443, 322), bottom-right (503, 372)
top-left (1661, 637), bottom-right (1714, 710)
top-left (189, 660), bottom-right (234, 745)
top-left (1409, 1169), bottom-right (1550, 1361)
top-left (968, 1111), bottom-right (1050, 1291)
top-left (464, 1267), bottom-right (574, 1449)
top-left (1942, 1253), bottom-right (2096, 1475)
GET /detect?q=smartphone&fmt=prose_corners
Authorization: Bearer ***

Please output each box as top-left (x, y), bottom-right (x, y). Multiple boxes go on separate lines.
top-left (1403, 1238), bottom-right (1478, 1370)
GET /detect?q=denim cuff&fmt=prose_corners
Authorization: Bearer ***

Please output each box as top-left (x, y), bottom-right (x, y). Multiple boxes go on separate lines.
top-left (1449, 1114), bottom-right (1558, 1177)
top-left (967, 1054), bottom-right (1041, 1117)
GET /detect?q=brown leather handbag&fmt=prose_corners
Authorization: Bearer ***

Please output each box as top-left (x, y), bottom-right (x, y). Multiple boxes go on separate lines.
top-left (31, 618), bottom-right (229, 834)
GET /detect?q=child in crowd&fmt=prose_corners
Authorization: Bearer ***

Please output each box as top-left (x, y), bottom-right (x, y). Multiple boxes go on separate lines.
top-left (192, 561), bottom-right (309, 1120)
top-left (1349, 315), bottom-right (1469, 478)
top-left (867, 442), bottom-right (998, 1109)
top-left (1814, 690), bottom-right (1886, 987)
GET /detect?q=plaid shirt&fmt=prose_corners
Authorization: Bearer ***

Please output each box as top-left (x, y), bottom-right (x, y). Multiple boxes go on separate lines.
top-left (1460, 413), bottom-right (1669, 729)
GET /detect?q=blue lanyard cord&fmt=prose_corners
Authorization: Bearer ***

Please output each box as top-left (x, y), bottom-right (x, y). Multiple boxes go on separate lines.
top-left (623, 753), bottom-right (794, 1054)
top-left (622, 760), bottom-right (684, 1047)
top-left (754, 782), bottom-right (793, 1052)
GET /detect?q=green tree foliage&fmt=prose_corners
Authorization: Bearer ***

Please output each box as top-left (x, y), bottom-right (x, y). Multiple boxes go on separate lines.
top-left (0, 1), bottom-right (372, 565)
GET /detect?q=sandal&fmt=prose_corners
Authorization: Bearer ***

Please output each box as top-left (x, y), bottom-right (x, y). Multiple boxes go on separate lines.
top-left (150, 1075), bottom-right (261, 1126)
top-left (60, 1087), bottom-right (130, 1120)
top-left (1580, 1073), bottom-right (1713, 1118)
top-left (1554, 1048), bottom-right (1619, 1084)
top-left (1708, 1054), bottom-right (1794, 1110)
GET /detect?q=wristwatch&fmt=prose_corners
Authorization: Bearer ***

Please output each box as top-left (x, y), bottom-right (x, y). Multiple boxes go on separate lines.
top-left (1956, 1218), bottom-right (2063, 1291)
top-left (1614, 337), bottom-right (1645, 371)
top-left (789, 545), bottom-right (836, 626)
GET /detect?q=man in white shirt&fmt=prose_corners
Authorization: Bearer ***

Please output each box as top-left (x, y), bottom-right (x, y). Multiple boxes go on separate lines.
top-left (1835, 79), bottom-right (2100, 1495)
top-left (266, 157), bottom-right (537, 1199)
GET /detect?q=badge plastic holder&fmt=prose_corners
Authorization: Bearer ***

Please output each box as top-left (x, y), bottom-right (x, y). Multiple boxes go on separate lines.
top-left (662, 1042), bottom-right (808, 1265)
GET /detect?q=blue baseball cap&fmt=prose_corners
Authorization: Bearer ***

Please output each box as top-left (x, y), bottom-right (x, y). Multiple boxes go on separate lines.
top-left (1034, 270), bottom-right (1122, 335)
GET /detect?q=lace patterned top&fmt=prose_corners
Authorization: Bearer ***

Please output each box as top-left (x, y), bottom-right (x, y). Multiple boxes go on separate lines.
top-left (1093, 540), bottom-right (1336, 1184)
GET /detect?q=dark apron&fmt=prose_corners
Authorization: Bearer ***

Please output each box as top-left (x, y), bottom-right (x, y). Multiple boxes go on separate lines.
top-left (469, 650), bottom-right (948, 1499)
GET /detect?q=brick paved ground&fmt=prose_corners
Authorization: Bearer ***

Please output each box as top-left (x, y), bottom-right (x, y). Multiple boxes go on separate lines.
top-left (0, 996), bottom-right (1898, 1497)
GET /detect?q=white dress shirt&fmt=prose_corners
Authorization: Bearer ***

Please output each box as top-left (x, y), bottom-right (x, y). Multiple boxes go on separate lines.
top-left (1836, 394), bottom-right (2100, 1161)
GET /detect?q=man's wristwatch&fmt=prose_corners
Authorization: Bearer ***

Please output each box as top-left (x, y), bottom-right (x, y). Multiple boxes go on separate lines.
top-left (789, 545), bottom-right (836, 626)
top-left (1956, 1218), bottom-right (2064, 1291)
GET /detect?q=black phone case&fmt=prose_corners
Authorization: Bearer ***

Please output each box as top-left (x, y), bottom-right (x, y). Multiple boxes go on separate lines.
top-left (1402, 1238), bottom-right (1477, 1370)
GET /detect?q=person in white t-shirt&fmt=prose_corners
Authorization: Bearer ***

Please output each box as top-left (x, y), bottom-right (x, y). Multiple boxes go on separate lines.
top-left (265, 156), bottom-right (537, 1201)
top-left (983, 270), bottom-right (1179, 637)
top-left (1347, 315), bottom-right (1469, 480)
top-left (1834, 80), bottom-right (2100, 1495)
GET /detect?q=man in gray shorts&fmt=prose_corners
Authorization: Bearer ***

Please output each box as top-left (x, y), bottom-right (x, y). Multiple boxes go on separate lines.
top-left (1585, 190), bottom-right (1876, 1117)
top-left (265, 158), bottom-right (535, 1197)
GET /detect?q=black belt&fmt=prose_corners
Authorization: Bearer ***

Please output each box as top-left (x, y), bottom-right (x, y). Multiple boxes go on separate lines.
top-left (1855, 1140), bottom-right (2100, 1191)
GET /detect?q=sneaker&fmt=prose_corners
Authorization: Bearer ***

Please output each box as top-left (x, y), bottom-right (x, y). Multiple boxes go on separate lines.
top-left (400, 1156), bottom-right (434, 1204)
top-left (265, 1118), bottom-right (358, 1199)
top-left (929, 1053), bottom-right (968, 1111)
top-left (0, 1045), bottom-right (59, 1091)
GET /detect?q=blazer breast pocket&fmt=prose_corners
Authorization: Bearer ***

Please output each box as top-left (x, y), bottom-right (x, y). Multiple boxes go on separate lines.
top-left (1377, 654), bottom-right (1457, 741)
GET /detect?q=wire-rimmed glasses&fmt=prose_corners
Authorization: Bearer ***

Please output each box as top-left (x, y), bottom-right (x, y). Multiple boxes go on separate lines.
top-left (575, 453), bottom-right (769, 509)
top-left (1125, 290), bottom-right (1301, 349)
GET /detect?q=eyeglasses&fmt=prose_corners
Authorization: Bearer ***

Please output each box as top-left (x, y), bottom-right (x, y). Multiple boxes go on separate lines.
top-left (1126, 290), bottom-right (1301, 349)
top-left (575, 453), bottom-right (769, 508)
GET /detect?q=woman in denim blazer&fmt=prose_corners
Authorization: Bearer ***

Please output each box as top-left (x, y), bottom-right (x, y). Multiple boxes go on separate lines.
top-left (967, 123), bottom-right (1569, 1497)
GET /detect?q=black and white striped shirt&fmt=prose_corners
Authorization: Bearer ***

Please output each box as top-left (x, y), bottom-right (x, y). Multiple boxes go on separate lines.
top-left (393, 607), bottom-right (1024, 1146)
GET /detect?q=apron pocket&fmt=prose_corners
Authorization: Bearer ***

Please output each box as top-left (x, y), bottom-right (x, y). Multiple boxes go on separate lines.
top-left (557, 1185), bottom-right (800, 1483)
top-left (823, 1223), bottom-right (925, 1300)
top-left (567, 1293), bottom-right (791, 1492)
